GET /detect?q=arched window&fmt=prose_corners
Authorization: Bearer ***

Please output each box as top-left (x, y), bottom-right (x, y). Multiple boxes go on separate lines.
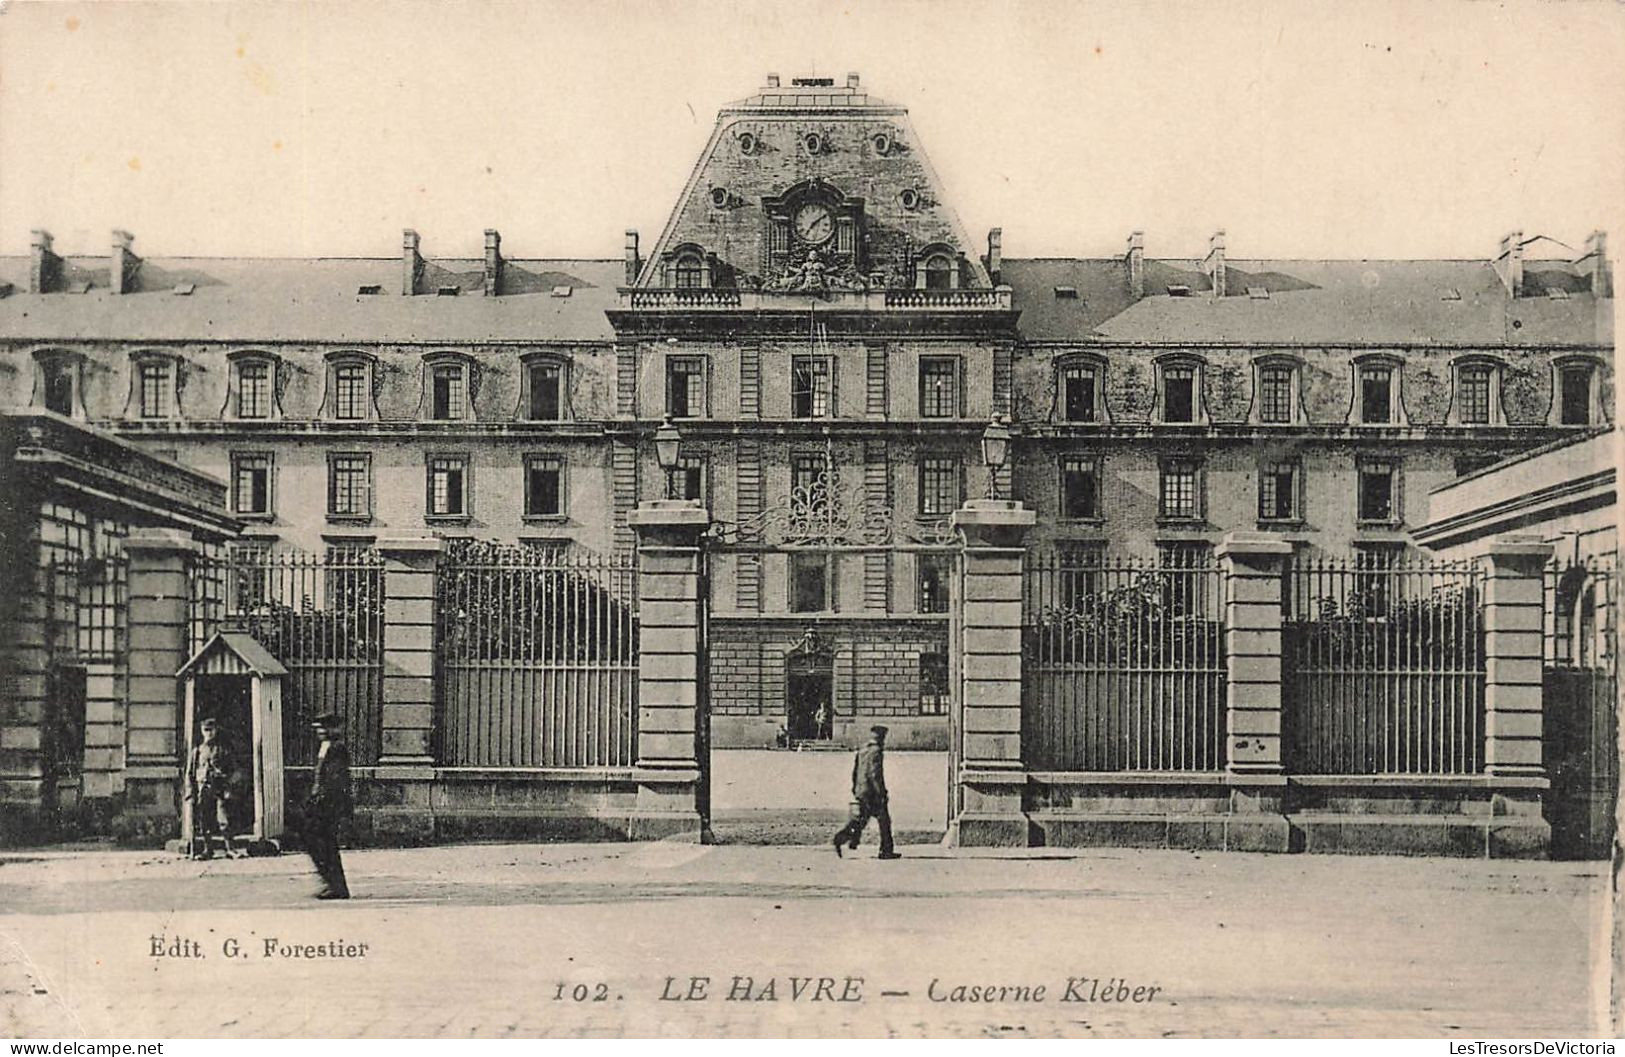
top-left (1351, 354), bottom-right (1406, 426)
top-left (422, 353), bottom-right (475, 422)
top-left (1055, 354), bottom-right (1109, 424)
top-left (923, 254), bottom-right (954, 290)
top-left (324, 352), bottom-right (377, 422)
top-left (1154, 355), bottom-right (1208, 425)
top-left (225, 351), bottom-right (280, 420)
top-left (522, 354), bottom-right (569, 421)
top-left (1448, 356), bottom-right (1504, 426)
top-left (31, 349), bottom-right (83, 418)
top-left (1551, 356), bottom-right (1606, 427)
top-left (674, 252), bottom-right (706, 290)
top-left (129, 351), bottom-right (180, 420)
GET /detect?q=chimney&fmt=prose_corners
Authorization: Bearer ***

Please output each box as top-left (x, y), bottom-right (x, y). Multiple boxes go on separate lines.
top-left (765, 73), bottom-right (780, 88)
top-left (1578, 230), bottom-right (1612, 298)
top-left (1204, 230), bottom-right (1227, 298)
top-left (985, 227), bottom-right (1002, 285)
top-left (402, 228), bottom-right (422, 296)
top-left (1126, 230), bottom-right (1145, 300)
top-left (624, 229), bottom-right (641, 286)
top-left (29, 229), bottom-right (60, 294)
top-left (1495, 230), bottom-right (1524, 297)
top-left (846, 72), bottom-right (861, 89)
top-left (110, 230), bottom-right (140, 295)
top-left (483, 229), bottom-right (502, 297)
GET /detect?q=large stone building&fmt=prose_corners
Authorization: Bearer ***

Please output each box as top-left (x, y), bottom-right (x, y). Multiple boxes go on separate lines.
top-left (0, 73), bottom-right (1614, 753)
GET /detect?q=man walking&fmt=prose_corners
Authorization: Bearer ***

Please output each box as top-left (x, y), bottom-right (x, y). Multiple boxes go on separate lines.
top-left (833, 725), bottom-right (901, 860)
top-left (303, 712), bottom-right (353, 899)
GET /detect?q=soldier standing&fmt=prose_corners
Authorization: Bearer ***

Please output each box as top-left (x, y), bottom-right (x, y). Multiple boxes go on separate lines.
top-left (184, 717), bottom-right (237, 860)
top-left (833, 725), bottom-right (901, 859)
top-left (303, 712), bottom-right (353, 899)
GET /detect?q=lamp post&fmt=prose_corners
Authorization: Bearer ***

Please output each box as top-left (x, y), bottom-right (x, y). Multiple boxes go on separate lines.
top-left (980, 413), bottom-right (1010, 500)
top-left (654, 414), bottom-right (682, 499)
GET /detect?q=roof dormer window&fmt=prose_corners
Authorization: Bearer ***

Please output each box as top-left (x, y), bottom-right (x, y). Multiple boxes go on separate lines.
top-left (1351, 355), bottom-right (1407, 426)
top-left (325, 353), bottom-right (378, 422)
top-left (32, 350), bottom-right (83, 419)
top-left (423, 353), bottom-right (476, 422)
top-left (1154, 356), bottom-right (1208, 425)
top-left (1449, 358), bottom-right (1504, 426)
top-left (229, 354), bottom-right (279, 420)
top-left (674, 251), bottom-right (707, 290)
top-left (128, 352), bottom-right (180, 421)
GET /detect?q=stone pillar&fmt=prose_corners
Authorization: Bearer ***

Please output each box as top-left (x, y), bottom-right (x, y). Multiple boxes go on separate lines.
top-left (627, 501), bottom-right (709, 840)
top-left (947, 498), bottom-right (1034, 847)
top-left (122, 529), bottom-right (197, 836)
top-left (1215, 532), bottom-right (1292, 851)
top-left (1482, 537), bottom-right (1553, 775)
top-left (372, 536), bottom-right (442, 844)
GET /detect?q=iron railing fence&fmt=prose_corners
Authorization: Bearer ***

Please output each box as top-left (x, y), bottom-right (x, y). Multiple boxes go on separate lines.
top-left (1283, 557), bottom-right (1484, 775)
top-left (1542, 555), bottom-right (1618, 859)
top-left (1022, 555), bottom-right (1227, 772)
top-left (188, 548), bottom-right (386, 766)
top-left (436, 542), bottom-right (639, 768)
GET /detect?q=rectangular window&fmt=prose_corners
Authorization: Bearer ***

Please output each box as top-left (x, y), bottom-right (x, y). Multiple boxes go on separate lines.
top-left (333, 363), bottom-right (368, 421)
top-left (1258, 462), bottom-right (1298, 521)
top-left (1059, 544), bottom-right (1104, 608)
top-left (231, 453), bottom-right (272, 517)
top-left (917, 553), bottom-right (953, 613)
top-left (525, 455), bottom-right (564, 517)
top-left (1157, 541), bottom-right (1211, 616)
top-left (1159, 460), bottom-right (1200, 520)
top-left (791, 356), bottom-right (833, 419)
top-left (1060, 456), bottom-right (1100, 520)
top-left (1258, 365), bottom-right (1293, 423)
top-left (1457, 365), bottom-right (1492, 424)
top-left (528, 362), bottom-right (562, 420)
top-left (919, 652), bottom-right (950, 716)
top-left (792, 454), bottom-right (830, 512)
top-left (431, 366), bottom-right (465, 420)
top-left (919, 358), bottom-right (959, 418)
top-left (236, 361), bottom-right (271, 419)
top-left (1357, 459), bottom-right (1397, 522)
top-left (228, 542), bottom-right (271, 614)
top-left (427, 456), bottom-right (468, 517)
top-left (666, 453), bottom-right (705, 503)
top-left (327, 454), bottom-right (371, 519)
top-left (42, 361), bottom-right (73, 416)
top-left (1163, 366), bottom-right (1195, 423)
top-left (789, 551), bottom-right (831, 612)
top-left (1360, 366), bottom-right (1393, 424)
top-left (1061, 364), bottom-right (1097, 423)
top-left (138, 361), bottom-right (172, 419)
top-left (667, 357), bottom-right (705, 418)
top-left (1561, 366), bottom-right (1593, 425)
top-left (918, 457), bottom-right (961, 517)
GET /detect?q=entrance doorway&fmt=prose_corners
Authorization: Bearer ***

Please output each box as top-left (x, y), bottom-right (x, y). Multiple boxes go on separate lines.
top-left (785, 648), bottom-right (835, 742)
top-left (44, 664), bottom-right (87, 820)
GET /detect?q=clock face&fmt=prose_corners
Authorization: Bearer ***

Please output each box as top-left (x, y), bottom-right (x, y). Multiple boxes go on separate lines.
top-left (793, 203), bottom-right (835, 246)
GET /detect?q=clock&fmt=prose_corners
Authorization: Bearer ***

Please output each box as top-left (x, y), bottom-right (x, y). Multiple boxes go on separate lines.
top-left (793, 203), bottom-right (835, 246)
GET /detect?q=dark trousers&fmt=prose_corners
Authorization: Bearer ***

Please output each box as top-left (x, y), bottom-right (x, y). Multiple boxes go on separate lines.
top-left (835, 796), bottom-right (894, 855)
top-left (303, 814), bottom-right (349, 897)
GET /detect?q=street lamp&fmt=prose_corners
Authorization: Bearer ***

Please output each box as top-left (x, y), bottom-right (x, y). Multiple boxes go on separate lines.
top-left (981, 413), bottom-right (1011, 499)
top-left (654, 414), bottom-right (682, 498)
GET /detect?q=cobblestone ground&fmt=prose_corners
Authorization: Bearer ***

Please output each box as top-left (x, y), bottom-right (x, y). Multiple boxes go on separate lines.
top-left (0, 842), bottom-right (1611, 1038)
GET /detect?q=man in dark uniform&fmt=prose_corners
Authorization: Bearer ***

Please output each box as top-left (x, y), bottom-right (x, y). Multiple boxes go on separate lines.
top-left (833, 725), bottom-right (901, 860)
top-left (184, 717), bottom-right (237, 860)
top-left (302, 712), bottom-right (352, 899)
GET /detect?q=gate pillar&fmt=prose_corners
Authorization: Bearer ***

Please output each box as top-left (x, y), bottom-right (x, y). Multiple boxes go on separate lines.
top-left (118, 529), bottom-right (198, 841)
top-left (1482, 535), bottom-right (1554, 858)
top-left (947, 498), bottom-right (1034, 848)
top-left (628, 501), bottom-right (710, 841)
top-left (373, 536), bottom-right (442, 844)
top-left (1215, 532), bottom-right (1292, 851)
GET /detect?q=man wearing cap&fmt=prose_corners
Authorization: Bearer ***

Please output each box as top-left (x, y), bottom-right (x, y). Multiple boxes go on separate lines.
top-left (302, 712), bottom-right (353, 899)
top-left (833, 725), bottom-right (901, 860)
top-left (184, 716), bottom-right (237, 860)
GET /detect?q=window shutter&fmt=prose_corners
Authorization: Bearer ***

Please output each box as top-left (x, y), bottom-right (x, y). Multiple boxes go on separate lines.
top-left (829, 355), bottom-right (839, 417)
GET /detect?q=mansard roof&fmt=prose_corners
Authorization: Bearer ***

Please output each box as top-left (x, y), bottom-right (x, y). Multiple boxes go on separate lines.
top-left (0, 256), bottom-right (623, 344)
top-left (1004, 257), bottom-right (1612, 347)
top-left (0, 251), bottom-right (1607, 348)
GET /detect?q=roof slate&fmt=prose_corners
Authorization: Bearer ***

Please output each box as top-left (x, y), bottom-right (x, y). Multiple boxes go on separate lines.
top-left (0, 253), bottom-right (1609, 347)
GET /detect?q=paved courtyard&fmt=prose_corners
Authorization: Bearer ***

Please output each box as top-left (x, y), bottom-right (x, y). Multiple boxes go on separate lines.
top-left (0, 839), bottom-right (1611, 1039)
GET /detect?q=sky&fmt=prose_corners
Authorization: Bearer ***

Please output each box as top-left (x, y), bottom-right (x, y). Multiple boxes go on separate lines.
top-left (0, 0), bottom-right (1622, 264)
